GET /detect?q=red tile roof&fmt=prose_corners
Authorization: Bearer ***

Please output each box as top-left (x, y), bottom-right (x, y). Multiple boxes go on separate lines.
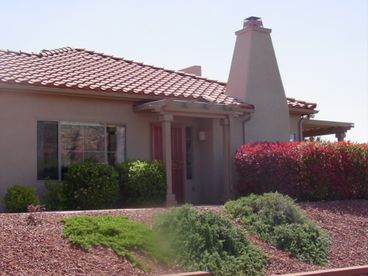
top-left (0, 47), bottom-right (316, 111)
top-left (287, 97), bottom-right (317, 110)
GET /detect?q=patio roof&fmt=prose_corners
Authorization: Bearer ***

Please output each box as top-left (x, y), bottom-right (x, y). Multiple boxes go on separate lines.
top-left (302, 119), bottom-right (354, 137)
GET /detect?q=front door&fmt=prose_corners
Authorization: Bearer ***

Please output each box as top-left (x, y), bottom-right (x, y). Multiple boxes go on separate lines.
top-left (151, 124), bottom-right (184, 202)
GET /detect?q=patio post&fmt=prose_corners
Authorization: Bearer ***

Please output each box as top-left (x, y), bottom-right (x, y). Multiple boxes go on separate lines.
top-left (336, 132), bottom-right (346, 141)
top-left (221, 117), bottom-right (232, 201)
top-left (160, 113), bottom-right (177, 206)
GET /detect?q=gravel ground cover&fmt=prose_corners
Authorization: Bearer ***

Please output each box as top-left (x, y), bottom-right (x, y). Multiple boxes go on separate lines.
top-left (0, 201), bottom-right (367, 275)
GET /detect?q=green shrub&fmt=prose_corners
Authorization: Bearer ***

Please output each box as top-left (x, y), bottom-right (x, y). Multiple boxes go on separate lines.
top-left (4, 184), bottom-right (39, 212)
top-left (42, 179), bottom-right (66, 211)
top-left (115, 160), bottom-right (166, 205)
top-left (63, 161), bottom-right (119, 210)
top-left (153, 205), bottom-right (267, 276)
top-left (224, 193), bottom-right (329, 265)
top-left (272, 223), bottom-right (329, 264)
top-left (62, 215), bottom-right (167, 270)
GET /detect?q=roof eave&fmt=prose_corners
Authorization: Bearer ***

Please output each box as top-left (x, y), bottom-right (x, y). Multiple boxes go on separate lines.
top-left (0, 82), bottom-right (216, 104)
top-left (289, 107), bottom-right (319, 115)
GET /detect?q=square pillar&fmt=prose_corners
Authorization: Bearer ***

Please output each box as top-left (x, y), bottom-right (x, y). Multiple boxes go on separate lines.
top-left (221, 117), bottom-right (232, 202)
top-left (160, 113), bottom-right (177, 206)
top-left (336, 132), bottom-right (346, 141)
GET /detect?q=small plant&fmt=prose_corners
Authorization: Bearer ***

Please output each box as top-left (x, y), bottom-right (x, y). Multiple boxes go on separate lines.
top-left (63, 161), bottom-right (119, 210)
top-left (115, 160), bottom-right (166, 205)
top-left (26, 204), bottom-right (46, 226)
top-left (153, 205), bottom-right (267, 276)
top-left (42, 179), bottom-right (66, 211)
top-left (224, 193), bottom-right (329, 265)
top-left (62, 215), bottom-right (168, 270)
top-left (4, 184), bottom-right (39, 212)
top-left (27, 204), bottom-right (46, 212)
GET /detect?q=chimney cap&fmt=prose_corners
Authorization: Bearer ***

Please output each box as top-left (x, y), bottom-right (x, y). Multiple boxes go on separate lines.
top-left (243, 16), bottom-right (263, 28)
top-left (245, 16), bottom-right (261, 20)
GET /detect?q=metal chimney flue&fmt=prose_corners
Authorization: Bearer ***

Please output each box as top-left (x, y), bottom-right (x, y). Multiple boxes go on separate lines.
top-left (243, 16), bottom-right (263, 28)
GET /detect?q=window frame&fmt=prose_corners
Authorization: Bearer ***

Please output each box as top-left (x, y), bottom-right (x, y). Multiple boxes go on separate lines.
top-left (37, 120), bottom-right (126, 181)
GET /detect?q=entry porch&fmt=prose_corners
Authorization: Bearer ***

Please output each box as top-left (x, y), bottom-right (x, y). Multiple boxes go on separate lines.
top-left (134, 99), bottom-right (252, 205)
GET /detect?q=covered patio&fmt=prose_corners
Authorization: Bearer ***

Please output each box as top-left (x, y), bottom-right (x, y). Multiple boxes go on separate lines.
top-left (302, 119), bottom-right (354, 141)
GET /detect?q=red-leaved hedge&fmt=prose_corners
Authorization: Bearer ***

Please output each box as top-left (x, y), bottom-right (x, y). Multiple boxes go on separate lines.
top-left (235, 142), bottom-right (368, 201)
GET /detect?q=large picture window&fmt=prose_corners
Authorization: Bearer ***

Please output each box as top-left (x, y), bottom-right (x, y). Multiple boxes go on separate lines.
top-left (37, 121), bottom-right (126, 180)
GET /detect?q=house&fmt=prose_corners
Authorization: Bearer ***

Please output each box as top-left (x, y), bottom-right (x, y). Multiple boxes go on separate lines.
top-left (0, 17), bottom-right (353, 207)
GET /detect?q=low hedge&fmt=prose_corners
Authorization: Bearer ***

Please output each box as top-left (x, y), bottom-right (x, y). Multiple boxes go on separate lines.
top-left (224, 193), bottom-right (329, 265)
top-left (41, 160), bottom-right (166, 211)
top-left (235, 142), bottom-right (368, 201)
top-left (153, 205), bottom-right (267, 276)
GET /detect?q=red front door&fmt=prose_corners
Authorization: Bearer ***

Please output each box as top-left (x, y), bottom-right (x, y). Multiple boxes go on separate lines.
top-left (151, 124), bottom-right (184, 202)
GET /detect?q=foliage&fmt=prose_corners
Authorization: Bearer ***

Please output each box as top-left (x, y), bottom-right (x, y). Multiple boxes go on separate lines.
top-left (272, 222), bottom-right (329, 264)
top-left (224, 193), bottom-right (329, 265)
top-left (115, 160), bottom-right (166, 205)
top-left (235, 142), bottom-right (368, 201)
top-left (62, 215), bottom-right (167, 270)
top-left (42, 179), bottom-right (66, 211)
top-left (63, 161), bottom-right (119, 210)
top-left (4, 184), bottom-right (39, 212)
top-left (153, 205), bottom-right (267, 276)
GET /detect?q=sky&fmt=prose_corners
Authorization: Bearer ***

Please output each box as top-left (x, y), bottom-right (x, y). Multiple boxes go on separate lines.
top-left (1, 0), bottom-right (367, 142)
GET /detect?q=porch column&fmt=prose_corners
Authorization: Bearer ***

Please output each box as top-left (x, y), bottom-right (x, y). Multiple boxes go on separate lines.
top-left (336, 132), bottom-right (346, 141)
top-left (221, 118), bottom-right (232, 201)
top-left (160, 113), bottom-right (177, 206)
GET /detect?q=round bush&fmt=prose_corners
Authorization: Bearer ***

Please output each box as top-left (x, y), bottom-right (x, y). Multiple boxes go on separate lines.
top-left (4, 184), bottom-right (39, 212)
top-left (115, 160), bottom-right (166, 205)
top-left (63, 161), bottom-right (119, 210)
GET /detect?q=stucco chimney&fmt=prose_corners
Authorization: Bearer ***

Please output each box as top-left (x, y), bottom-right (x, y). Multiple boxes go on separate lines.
top-left (226, 17), bottom-right (290, 142)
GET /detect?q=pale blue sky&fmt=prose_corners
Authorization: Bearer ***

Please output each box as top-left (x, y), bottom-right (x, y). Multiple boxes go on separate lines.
top-left (1, 0), bottom-right (367, 142)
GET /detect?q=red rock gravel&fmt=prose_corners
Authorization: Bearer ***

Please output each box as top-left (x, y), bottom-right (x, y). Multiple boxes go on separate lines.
top-left (0, 208), bottom-right (176, 276)
top-left (0, 201), bottom-right (367, 275)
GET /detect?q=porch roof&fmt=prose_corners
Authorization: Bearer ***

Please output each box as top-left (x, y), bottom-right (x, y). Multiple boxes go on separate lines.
top-left (134, 99), bottom-right (253, 118)
top-left (302, 119), bottom-right (354, 137)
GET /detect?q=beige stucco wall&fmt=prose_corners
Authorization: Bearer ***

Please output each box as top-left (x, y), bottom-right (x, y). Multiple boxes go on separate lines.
top-left (0, 90), bottom-right (152, 199)
top-left (0, 89), bottom-right (223, 208)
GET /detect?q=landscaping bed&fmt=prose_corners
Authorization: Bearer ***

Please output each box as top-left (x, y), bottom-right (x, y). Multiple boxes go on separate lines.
top-left (0, 201), bottom-right (368, 275)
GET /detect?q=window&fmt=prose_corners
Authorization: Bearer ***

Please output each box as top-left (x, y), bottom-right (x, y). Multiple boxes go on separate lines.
top-left (185, 127), bottom-right (193, 180)
top-left (289, 133), bottom-right (297, 141)
top-left (37, 121), bottom-right (126, 180)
